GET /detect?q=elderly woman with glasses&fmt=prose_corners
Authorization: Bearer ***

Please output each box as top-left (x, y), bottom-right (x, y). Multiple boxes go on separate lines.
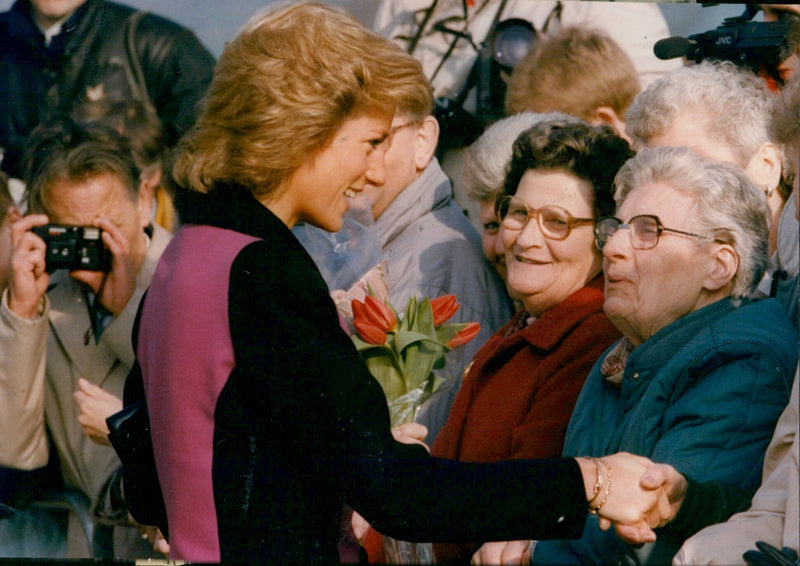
top-left (432, 120), bottom-right (633, 563)
top-left (531, 146), bottom-right (798, 566)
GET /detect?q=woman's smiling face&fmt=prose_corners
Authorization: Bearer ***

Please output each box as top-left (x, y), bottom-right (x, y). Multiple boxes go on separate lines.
top-left (277, 114), bottom-right (392, 232)
top-left (502, 168), bottom-right (601, 316)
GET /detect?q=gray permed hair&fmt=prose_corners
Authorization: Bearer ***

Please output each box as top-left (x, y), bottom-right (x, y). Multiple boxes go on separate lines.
top-left (614, 146), bottom-right (770, 299)
top-left (625, 61), bottom-right (774, 167)
top-left (462, 112), bottom-right (579, 203)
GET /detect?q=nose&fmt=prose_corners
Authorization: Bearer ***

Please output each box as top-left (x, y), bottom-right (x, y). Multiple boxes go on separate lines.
top-left (513, 215), bottom-right (546, 249)
top-left (601, 226), bottom-right (631, 260)
top-left (364, 147), bottom-right (387, 187)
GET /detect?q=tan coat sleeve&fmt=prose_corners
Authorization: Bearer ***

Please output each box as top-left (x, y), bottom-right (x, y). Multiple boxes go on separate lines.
top-left (0, 289), bottom-right (50, 469)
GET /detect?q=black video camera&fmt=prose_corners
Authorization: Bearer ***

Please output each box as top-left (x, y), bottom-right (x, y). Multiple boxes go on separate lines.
top-left (32, 224), bottom-right (111, 273)
top-left (654, 4), bottom-right (797, 81)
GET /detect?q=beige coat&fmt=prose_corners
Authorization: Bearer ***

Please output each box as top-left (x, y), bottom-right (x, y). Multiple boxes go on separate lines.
top-left (0, 225), bottom-right (171, 507)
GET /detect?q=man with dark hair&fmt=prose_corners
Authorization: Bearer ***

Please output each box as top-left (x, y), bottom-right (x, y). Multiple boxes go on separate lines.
top-left (0, 0), bottom-right (215, 179)
top-left (0, 118), bottom-right (171, 558)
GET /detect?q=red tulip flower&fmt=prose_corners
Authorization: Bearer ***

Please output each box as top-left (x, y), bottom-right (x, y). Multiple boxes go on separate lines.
top-left (363, 295), bottom-right (397, 332)
top-left (352, 297), bottom-right (395, 345)
top-left (447, 322), bottom-right (481, 348)
top-left (353, 318), bottom-right (388, 345)
top-left (430, 294), bottom-right (460, 326)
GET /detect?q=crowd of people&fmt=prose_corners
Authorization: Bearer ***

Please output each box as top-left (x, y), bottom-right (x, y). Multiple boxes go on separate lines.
top-left (0, 0), bottom-right (797, 564)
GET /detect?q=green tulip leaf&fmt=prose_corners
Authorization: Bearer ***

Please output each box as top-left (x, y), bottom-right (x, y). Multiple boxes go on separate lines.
top-left (363, 352), bottom-right (406, 399)
top-left (402, 342), bottom-right (438, 390)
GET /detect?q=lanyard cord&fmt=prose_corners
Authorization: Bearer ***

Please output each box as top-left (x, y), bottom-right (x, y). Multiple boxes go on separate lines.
top-left (84, 269), bottom-right (111, 346)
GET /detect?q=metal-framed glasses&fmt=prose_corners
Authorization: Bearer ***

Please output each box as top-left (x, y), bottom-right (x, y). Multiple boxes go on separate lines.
top-left (496, 196), bottom-right (594, 241)
top-left (370, 121), bottom-right (417, 152)
top-left (595, 215), bottom-right (720, 251)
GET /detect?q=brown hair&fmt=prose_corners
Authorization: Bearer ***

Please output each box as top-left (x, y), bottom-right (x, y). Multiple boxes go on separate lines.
top-left (172, 1), bottom-right (426, 197)
top-left (22, 118), bottom-right (141, 215)
top-left (505, 27), bottom-right (640, 120)
top-left (502, 120), bottom-right (634, 219)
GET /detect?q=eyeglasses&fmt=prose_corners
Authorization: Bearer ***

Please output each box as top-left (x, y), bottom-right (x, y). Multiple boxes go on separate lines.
top-left (495, 196), bottom-right (594, 241)
top-left (371, 121), bottom-right (417, 152)
top-left (594, 215), bottom-right (721, 250)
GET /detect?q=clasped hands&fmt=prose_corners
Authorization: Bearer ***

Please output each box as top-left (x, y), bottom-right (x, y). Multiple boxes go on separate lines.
top-left (471, 452), bottom-right (688, 565)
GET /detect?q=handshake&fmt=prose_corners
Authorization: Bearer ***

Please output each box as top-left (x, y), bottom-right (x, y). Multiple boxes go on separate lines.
top-left (473, 451), bottom-right (688, 565)
top-left (389, 424), bottom-right (689, 565)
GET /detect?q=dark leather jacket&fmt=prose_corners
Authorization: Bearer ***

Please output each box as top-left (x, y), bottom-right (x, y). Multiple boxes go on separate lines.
top-left (0, 0), bottom-right (215, 177)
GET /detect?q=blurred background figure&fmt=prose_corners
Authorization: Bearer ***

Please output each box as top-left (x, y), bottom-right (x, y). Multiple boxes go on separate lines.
top-left (504, 27), bottom-right (640, 141)
top-left (0, 0), bottom-right (215, 182)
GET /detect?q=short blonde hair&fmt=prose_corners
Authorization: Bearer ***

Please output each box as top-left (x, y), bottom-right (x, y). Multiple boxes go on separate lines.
top-left (505, 27), bottom-right (640, 120)
top-left (173, 2), bottom-right (424, 196)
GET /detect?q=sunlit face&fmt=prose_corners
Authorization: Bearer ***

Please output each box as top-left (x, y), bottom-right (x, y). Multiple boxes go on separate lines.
top-left (647, 110), bottom-right (743, 166)
top-left (478, 199), bottom-right (506, 280)
top-left (602, 183), bottom-right (720, 345)
top-left (362, 115), bottom-right (420, 221)
top-left (279, 114), bottom-right (390, 232)
top-left (29, 0), bottom-right (87, 26)
top-left (501, 169), bottom-right (601, 316)
top-left (44, 173), bottom-right (150, 289)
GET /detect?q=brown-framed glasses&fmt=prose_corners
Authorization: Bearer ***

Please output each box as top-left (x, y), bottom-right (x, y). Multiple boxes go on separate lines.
top-left (496, 195), bottom-right (594, 241)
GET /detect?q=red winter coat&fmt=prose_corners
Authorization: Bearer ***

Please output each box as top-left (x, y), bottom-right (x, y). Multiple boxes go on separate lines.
top-left (431, 274), bottom-right (620, 562)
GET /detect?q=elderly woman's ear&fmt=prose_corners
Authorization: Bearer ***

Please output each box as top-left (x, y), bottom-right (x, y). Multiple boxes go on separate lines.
top-left (746, 142), bottom-right (783, 197)
top-left (703, 242), bottom-right (740, 293)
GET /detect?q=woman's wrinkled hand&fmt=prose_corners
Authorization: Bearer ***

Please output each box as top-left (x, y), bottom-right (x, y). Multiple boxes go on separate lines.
top-left (471, 540), bottom-right (531, 565)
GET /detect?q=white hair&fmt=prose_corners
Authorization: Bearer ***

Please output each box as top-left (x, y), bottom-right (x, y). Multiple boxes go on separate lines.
top-left (614, 146), bottom-right (770, 298)
top-left (462, 112), bottom-right (580, 203)
top-left (625, 61), bottom-right (775, 167)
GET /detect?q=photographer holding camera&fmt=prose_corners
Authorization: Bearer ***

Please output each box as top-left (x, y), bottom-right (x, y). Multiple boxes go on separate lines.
top-left (0, 118), bottom-right (171, 558)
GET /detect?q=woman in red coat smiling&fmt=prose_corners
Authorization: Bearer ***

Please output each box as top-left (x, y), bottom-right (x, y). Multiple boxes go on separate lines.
top-left (432, 120), bottom-right (632, 562)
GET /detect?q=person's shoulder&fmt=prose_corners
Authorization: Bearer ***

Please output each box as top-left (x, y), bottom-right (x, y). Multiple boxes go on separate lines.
top-left (691, 298), bottom-right (798, 371)
top-left (102, 1), bottom-right (198, 39)
top-left (718, 297), bottom-right (796, 339)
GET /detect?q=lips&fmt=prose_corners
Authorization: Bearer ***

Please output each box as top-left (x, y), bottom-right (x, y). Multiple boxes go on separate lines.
top-left (605, 271), bottom-right (633, 285)
top-left (514, 255), bottom-right (549, 265)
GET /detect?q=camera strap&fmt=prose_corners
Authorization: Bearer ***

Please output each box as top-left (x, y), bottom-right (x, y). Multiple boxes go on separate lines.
top-left (83, 270), bottom-right (111, 346)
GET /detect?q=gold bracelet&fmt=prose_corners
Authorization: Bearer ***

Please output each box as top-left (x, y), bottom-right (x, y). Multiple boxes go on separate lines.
top-left (589, 459), bottom-right (612, 514)
top-left (587, 458), bottom-right (603, 505)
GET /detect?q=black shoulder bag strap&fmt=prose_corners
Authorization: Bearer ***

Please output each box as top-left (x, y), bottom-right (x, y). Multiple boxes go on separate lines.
top-left (122, 11), bottom-right (155, 110)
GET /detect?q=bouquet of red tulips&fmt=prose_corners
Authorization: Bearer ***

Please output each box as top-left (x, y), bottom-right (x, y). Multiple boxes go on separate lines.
top-left (350, 293), bottom-right (480, 426)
